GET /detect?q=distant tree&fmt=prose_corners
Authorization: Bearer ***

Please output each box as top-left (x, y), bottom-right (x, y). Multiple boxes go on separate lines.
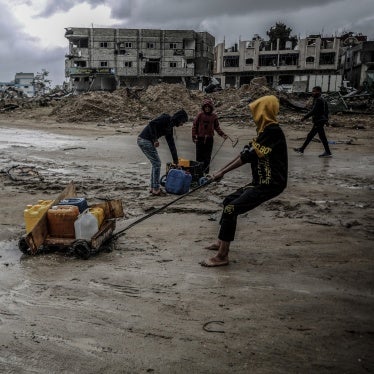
top-left (33, 69), bottom-right (51, 96)
top-left (266, 22), bottom-right (297, 49)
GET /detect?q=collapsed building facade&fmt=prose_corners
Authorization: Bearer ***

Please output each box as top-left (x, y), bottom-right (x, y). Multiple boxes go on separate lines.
top-left (64, 27), bottom-right (373, 94)
top-left (0, 73), bottom-right (35, 98)
top-left (64, 27), bottom-right (215, 92)
top-left (340, 37), bottom-right (374, 92)
top-left (214, 35), bottom-right (343, 92)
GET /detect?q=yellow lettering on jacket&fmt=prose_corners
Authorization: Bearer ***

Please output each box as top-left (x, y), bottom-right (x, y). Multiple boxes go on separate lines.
top-left (223, 205), bottom-right (235, 215)
top-left (252, 140), bottom-right (272, 158)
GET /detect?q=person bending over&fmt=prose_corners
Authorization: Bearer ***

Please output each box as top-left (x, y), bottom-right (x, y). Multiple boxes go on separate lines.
top-left (137, 109), bottom-right (188, 196)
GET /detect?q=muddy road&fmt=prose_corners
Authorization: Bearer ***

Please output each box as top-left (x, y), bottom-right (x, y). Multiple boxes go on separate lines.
top-left (0, 117), bottom-right (373, 373)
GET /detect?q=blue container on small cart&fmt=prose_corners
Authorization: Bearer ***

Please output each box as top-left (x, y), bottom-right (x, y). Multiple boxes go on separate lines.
top-left (165, 169), bottom-right (192, 195)
top-left (162, 160), bottom-right (204, 185)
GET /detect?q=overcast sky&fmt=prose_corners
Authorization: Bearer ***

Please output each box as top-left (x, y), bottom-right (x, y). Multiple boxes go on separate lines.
top-left (1, 0), bottom-right (373, 87)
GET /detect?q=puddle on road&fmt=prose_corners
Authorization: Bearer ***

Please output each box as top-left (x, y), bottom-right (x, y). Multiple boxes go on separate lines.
top-left (0, 128), bottom-right (79, 150)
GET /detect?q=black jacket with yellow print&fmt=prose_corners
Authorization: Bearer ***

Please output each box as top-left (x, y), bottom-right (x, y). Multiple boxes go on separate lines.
top-left (240, 124), bottom-right (288, 190)
top-left (240, 95), bottom-right (288, 190)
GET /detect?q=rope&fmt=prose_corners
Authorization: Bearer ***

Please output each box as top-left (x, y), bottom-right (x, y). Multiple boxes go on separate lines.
top-left (202, 137), bottom-right (227, 175)
top-left (111, 178), bottom-right (213, 240)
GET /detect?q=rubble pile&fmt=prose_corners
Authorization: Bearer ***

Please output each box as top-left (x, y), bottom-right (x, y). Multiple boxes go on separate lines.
top-left (343, 95), bottom-right (374, 112)
top-left (1, 87), bottom-right (38, 112)
top-left (51, 82), bottom-right (259, 123)
top-left (1, 78), bottom-right (373, 124)
top-left (138, 83), bottom-right (204, 117)
top-left (51, 88), bottom-right (144, 122)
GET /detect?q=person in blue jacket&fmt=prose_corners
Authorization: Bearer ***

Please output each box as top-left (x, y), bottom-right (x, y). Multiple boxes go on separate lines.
top-left (137, 109), bottom-right (188, 196)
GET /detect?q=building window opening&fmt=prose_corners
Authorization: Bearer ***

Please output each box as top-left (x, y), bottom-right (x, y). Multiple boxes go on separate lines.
top-left (169, 43), bottom-right (177, 49)
top-left (223, 56), bottom-right (239, 67)
top-left (125, 42), bottom-right (132, 48)
top-left (147, 42), bottom-right (155, 49)
top-left (169, 62), bottom-right (177, 67)
top-left (319, 52), bottom-right (335, 65)
top-left (278, 75), bottom-right (294, 85)
top-left (144, 59), bottom-right (160, 73)
top-left (266, 76), bottom-right (273, 85)
top-left (307, 38), bottom-right (316, 46)
top-left (124, 61), bottom-right (132, 67)
top-left (74, 61), bottom-right (87, 67)
top-left (100, 42), bottom-right (108, 48)
top-left (258, 54), bottom-right (278, 67)
top-left (100, 61), bottom-right (108, 67)
top-left (321, 39), bottom-right (334, 49)
top-left (306, 56), bottom-right (315, 63)
top-left (73, 38), bottom-right (88, 48)
top-left (119, 49), bottom-right (126, 55)
top-left (279, 53), bottom-right (299, 66)
top-left (245, 58), bottom-right (254, 65)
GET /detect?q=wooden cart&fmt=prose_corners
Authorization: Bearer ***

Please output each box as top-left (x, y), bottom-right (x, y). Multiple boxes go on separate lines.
top-left (18, 181), bottom-right (124, 259)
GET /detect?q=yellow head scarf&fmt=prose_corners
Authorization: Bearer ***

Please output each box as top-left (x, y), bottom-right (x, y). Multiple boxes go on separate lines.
top-left (249, 95), bottom-right (279, 134)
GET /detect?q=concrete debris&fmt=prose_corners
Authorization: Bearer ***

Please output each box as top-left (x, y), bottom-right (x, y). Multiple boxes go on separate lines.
top-left (1, 79), bottom-right (373, 122)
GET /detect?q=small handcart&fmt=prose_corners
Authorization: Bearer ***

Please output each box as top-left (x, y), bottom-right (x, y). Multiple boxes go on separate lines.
top-left (160, 159), bottom-right (205, 188)
top-left (18, 181), bottom-right (124, 259)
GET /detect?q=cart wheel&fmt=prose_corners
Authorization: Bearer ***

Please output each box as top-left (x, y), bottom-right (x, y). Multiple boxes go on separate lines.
top-left (160, 174), bottom-right (167, 187)
top-left (18, 237), bottom-right (30, 255)
top-left (102, 240), bottom-right (115, 253)
top-left (73, 240), bottom-right (91, 260)
top-left (199, 177), bottom-right (208, 186)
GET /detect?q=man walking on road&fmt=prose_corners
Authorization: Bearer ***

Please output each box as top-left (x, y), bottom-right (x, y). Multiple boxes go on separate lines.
top-left (294, 86), bottom-right (332, 158)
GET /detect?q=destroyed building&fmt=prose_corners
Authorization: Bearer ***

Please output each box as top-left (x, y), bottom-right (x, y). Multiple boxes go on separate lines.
top-left (0, 73), bottom-right (36, 98)
top-left (340, 35), bottom-right (374, 92)
top-left (64, 27), bottom-right (215, 93)
top-left (214, 34), bottom-right (343, 92)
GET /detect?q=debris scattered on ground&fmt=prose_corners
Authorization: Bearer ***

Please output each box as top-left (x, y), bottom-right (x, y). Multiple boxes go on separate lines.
top-left (1, 79), bottom-right (373, 123)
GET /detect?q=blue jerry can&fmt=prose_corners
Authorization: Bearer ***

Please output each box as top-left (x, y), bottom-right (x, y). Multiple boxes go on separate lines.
top-left (165, 169), bottom-right (192, 195)
top-left (58, 197), bottom-right (88, 213)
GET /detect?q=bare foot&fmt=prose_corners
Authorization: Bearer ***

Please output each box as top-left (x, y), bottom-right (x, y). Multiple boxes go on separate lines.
top-left (199, 256), bottom-right (229, 267)
top-left (204, 243), bottom-right (220, 251)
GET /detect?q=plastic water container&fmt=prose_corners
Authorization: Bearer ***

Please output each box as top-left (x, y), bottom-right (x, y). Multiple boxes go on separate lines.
top-left (178, 158), bottom-right (190, 168)
top-left (165, 169), bottom-right (192, 195)
top-left (47, 205), bottom-right (79, 238)
top-left (89, 207), bottom-right (104, 228)
top-left (58, 197), bottom-right (88, 213)
top-left (74, 209), bottom-right (99, 240)
top-left (24, 200), bottom-right (54, 233)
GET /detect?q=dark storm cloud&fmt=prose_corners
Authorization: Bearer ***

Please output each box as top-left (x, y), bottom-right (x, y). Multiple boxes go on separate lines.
top-left (0, 3), bottom-right (65, 84)
top-left (34, 0), bottom-right (374, 42)
top-left (36, 0), bottom-right (105, 17)
top-left (37, 0), bottom-right (346, 19)
top-left (1, 0), bottom-right (373, 86)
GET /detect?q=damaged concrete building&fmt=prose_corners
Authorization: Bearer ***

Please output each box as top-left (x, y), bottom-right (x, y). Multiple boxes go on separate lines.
top-left (340, 35), bottom-right (374, 92)
top-left (64, 27), bottom-right (215, 92)
top-left (214, 34), bottom-right (343, 92)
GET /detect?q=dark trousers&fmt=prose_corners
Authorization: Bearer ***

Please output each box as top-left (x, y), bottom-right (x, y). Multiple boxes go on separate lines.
top-left (196, 137), bottom-right (214, 173)
top-left (301, 123), bottom-right (331, 153)
top-left (218, 185), bottom-right (282, 242)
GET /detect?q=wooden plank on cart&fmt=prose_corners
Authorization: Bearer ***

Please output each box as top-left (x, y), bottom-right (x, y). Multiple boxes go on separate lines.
top-left (91, 200), bottom-right (124, 219)
top-left (25, 181), bottom-right (77, 254)
top-left (91, 220), bottom-right (116, 249)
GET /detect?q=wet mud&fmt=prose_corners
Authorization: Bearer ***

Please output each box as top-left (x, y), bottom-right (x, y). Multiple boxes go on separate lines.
top-left (0, 117), bottom-right (373, 373)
